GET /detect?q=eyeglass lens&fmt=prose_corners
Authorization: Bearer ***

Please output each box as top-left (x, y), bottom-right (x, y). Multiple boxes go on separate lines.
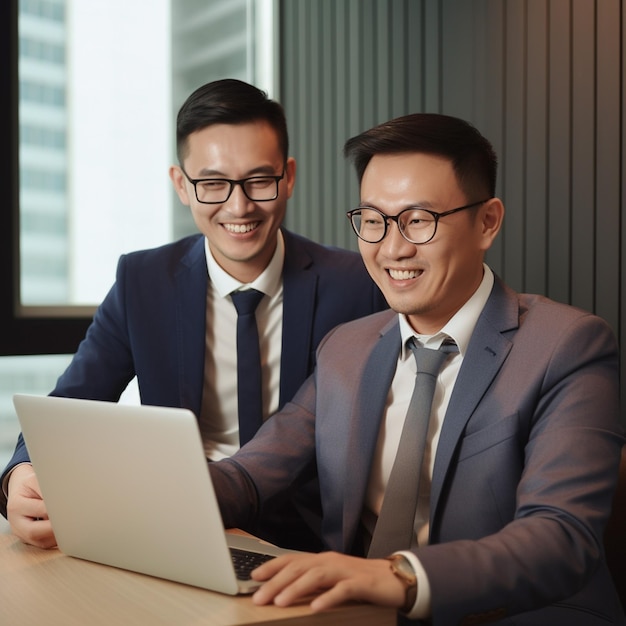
top-left (351, 208), bottom-right (437, 244)
top-left (195, 176), bottom-right (279, 203)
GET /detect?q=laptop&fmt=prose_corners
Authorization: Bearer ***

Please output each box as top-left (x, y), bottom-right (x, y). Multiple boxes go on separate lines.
top-left (12, 393), bottom-right (297, 595)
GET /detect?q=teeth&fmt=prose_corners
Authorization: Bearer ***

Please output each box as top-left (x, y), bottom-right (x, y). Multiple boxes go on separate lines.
top-left (389, 269), bottom-right (419, 280)
top-left (224, 222), bottom-right (258, 233)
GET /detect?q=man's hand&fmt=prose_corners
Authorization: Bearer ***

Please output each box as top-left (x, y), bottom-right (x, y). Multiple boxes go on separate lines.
top-left (6, 464), bottom-right (57, 549)
top-left (251, 551), bottom-right (406, 612)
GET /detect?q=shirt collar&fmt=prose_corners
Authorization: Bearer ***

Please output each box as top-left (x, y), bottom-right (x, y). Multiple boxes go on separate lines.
top-left (399, 263), bottom-right (494, 359)
top-left (204, 230), bottom-right (285, 299)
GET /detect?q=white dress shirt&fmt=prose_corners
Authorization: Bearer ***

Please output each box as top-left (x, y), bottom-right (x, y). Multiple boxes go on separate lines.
top-left (198, 233), bottom-right (285, 460)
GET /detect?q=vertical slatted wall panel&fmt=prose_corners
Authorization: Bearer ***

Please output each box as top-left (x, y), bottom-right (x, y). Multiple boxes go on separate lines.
top-left (570, 0), bottom-right (594, 312)
top-left (279, 0), bottom-right (625, 419)
top-left (477, 0), bottom-right (506, 271)
top-left (546, 0), bottom-right (573, 302)
top-left (280, 0), bottom-right (437, 250)
top-left (501, 0), bottom-right (527, 290)
top-left (525, 0), bottom-right (548, 296)
top-left (596, 0), bottom-right (621, 334)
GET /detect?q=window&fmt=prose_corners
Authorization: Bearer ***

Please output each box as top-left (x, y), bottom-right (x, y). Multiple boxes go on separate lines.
top-left (0, 0), bottom-right (277, 466)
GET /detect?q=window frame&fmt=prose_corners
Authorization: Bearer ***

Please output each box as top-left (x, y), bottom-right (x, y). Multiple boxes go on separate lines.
top-left (0, 0), bottom-right (91, 357)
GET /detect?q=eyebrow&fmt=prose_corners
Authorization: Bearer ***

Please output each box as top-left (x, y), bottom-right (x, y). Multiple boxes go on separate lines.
top-left (195, 165), bottom-right (281, 178)
top-left (358, 201), bottom-right (437, 212)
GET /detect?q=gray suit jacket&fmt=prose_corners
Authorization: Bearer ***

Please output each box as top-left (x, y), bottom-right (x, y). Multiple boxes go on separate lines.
top-left (211, 276), bottom-right (625, 624)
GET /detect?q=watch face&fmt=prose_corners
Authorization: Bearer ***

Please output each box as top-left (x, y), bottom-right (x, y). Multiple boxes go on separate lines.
top-left (390, 555), bottom-right (416, 582)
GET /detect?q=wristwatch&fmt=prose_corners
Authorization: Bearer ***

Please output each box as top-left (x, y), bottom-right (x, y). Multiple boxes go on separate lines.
top-left (386, 554), bottom-right (418, 613)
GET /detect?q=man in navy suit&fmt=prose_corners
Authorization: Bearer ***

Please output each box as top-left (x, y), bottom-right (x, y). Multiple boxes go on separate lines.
top-left (207, 113), bottom-right (625, 624)
top-left (0, 79), bottom-right (387, 550)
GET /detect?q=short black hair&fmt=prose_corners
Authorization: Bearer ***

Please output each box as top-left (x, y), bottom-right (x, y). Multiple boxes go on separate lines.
top-left (343, 113), bottom-right (497, 200)
top-left (176, 78), bottom-right (289, 163)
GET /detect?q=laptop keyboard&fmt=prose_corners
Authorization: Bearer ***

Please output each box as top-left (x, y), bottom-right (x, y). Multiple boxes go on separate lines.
top-left (230, 548), bottom-right (275, 580)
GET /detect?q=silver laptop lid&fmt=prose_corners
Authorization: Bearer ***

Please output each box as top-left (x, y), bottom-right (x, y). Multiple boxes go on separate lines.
top-left (13, 394), bottom-right (288, 594)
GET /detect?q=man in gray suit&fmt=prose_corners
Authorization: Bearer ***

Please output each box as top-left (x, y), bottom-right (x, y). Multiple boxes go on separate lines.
top-left (209, 113), bottom-right (625, 624)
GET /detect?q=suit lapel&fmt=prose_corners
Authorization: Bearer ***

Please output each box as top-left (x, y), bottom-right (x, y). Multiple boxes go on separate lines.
top-left (342, 318), bottom-right (401, 552)
top-left (279, 230), bottom-right (317, 408)
top-left (430, 278), bottom-right (518, 521)
top-left (174, 236), bottom-right (208, 417)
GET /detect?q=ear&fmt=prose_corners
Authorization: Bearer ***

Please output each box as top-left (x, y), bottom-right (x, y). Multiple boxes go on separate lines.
top-left (478, 198), bottom-right (504, 251)
top-left (284, 157), bottom-right (296, 199)
top-left (169, 165), bottom-right (192, 206)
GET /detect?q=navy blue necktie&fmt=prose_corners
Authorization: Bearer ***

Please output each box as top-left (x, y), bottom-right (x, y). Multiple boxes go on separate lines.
top-left (231, 289), bottom-right (265, 446)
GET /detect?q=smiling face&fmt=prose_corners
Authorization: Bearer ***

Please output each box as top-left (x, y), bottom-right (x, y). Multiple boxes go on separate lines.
top-left (169, 120), bottom-right (296, 283)
top-left (358, 152), bottom-right (503, 335)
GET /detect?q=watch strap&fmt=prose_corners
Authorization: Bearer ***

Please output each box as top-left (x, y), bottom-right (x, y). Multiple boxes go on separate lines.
top-left (386, 554), bottom-right (418, 613)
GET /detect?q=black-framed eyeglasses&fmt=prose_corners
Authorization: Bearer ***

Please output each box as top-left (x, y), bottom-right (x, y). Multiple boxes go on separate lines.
top-left (181, 167), bottom-right (286, 204)
top-left (346, 199), bottom-right (491, 245)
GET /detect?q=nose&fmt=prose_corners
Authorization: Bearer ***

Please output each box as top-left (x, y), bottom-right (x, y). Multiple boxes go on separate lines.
top-left (224, 182), bottom-right (254, 216)
top-left (379, 219), bottom-right (416, 259)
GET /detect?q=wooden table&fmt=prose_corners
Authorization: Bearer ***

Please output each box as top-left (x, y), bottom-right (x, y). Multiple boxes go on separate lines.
top-left (0, 532), bottom-right (395, 625)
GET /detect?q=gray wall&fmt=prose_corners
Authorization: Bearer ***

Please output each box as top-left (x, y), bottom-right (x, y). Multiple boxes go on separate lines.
top-left (279, 0), bottom-right (625, 420)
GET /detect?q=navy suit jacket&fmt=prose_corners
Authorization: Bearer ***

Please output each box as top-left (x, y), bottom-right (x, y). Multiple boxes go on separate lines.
top-left (210, 276), bottom-right (625, 624)
top-left (1, 229), bottom-right (387, 531)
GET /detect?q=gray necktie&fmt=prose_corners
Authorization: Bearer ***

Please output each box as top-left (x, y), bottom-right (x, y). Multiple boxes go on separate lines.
top-left (368, 338), bottom-right (457, 558)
